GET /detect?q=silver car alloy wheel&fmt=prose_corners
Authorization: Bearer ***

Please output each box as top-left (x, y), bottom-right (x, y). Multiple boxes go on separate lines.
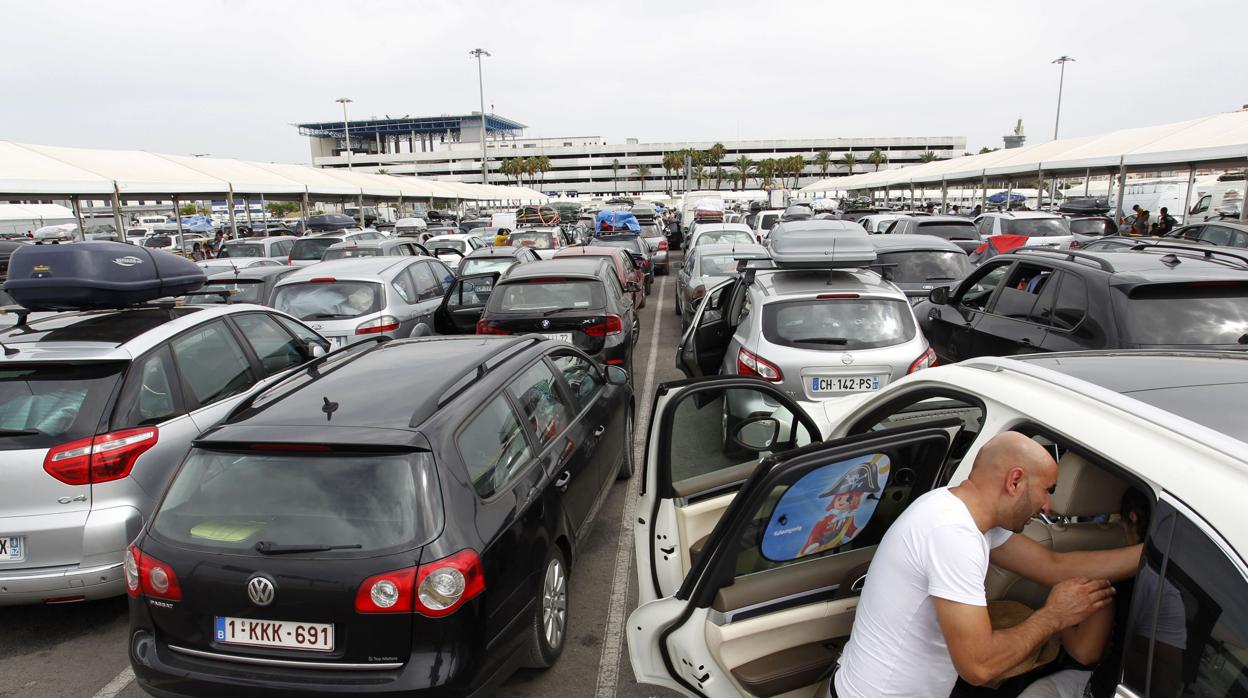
top-left (542, 557), bottom-right (568, 649)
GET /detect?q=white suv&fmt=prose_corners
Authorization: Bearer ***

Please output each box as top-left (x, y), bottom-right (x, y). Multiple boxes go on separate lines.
top-left (628, 351), bottom-right (1248, 698)
top-left (973, 211), bottom-right (1074, 247)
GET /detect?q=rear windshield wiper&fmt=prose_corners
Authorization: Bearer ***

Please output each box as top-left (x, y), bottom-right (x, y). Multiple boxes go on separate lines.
top-left (795, 337), bottom-right (849, 345)
top-left (0, 428), bottom-right (42, 437)
top-left (253, 541), bottom-right (363, 555)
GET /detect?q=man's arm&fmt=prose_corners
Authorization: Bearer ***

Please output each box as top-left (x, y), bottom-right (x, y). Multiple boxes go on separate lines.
top-left (934, 577), bottom-right (1115, 686)
top-left (990, 534), bottom-right (1142, 586)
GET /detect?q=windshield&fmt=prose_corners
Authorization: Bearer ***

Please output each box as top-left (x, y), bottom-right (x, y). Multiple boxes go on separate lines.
top-left (143, 236), bottom-right (172, 248)
top-left (1070, 219), bottom-right (1115, 236)
top-left (694, 254), bottom-right (738, 277)
top-left (1123, 283), bottom-right (1248, 346)
top-left (322, 247), bottom-right (381, 261)
top-left (639, 225), bottom-right (663, 238)
top-left (290, 237), bottom-right (341, 261)
top-left (430, 240), bottom-right (467, 254)
top-left (916, 222), bottom-right (980, 240)
top-left (218, 243), bottom-right (263, 258)
top-left (460, 257), bottom-right (515, 276)
top-left (759, 213), bottom-right (780, 231)
top-left (763, 298), bottom-right (917, 351)
top-left (696, 230), bottom-right (753, 247)
top-left (197, 280), bottom-right (265, 304)
top-left (874, 251), bottom-right (972, 283)
top-left (1003, 218), bottom-right (1071, 237)
top-left (508, 232), bottom-right (555, 249)
top-left (495, 280), bottom-right (605, 312)
top-left (0, 363), bottom-right (125, 451)
top-left (150, 450), bottom-right (440, 556)
top-left (272, 281), bottom-right (382, 320)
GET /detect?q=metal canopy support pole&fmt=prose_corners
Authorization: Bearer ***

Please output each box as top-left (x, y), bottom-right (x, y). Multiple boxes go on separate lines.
top-left (1182, 165), bottom-right (1195, 223)
top-left (300, 191), bottom-right (309, 231)
top-left (1240, 164), bottom-right (1248, 223)
top-left (70, 196), bottom-right (86, 240)
top-left (1036, 164), bottom-right (1043, 210)
top-left (884, 185), bottom-right (889, 208)
top-left (357, 193), bottom-right (365, 227)
top-left (111, 185), bottom-right (125, 238)
top-left (909, 182), bottom-right (915, 209)
top-left (941, 179), bottom-right (948, 211)
top-left (1084, 169), bottom-right (1091, 197)
top-left (981, 175), bottom-right (987, 209)
top-left (173, 195), bottom-right (184, 237)
top-left (1114, 160), bottom-right (1127, 221)
top-left (1005, 180), bottom-right (1012, 211)
top-left (226, 186), bottom-right (238, 240)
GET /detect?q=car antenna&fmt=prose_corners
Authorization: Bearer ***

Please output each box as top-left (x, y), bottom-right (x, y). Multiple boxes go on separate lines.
top-left (1, 341), bottom-right (17, 357)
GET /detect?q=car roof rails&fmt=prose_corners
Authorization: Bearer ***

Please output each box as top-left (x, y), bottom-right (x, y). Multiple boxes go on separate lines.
top-left (180, 289), bottom-right (235, 304)
top-left (433, 335), bottom-right (545, 413)
top-left (227, 335), bottom-right (391, 419)
top-left (1009, 247), bottom-right (1116, 273)
top-left (1129, 243), bottom-right (1248, 269)
top-left (0, 304), bottom-right (33, 328)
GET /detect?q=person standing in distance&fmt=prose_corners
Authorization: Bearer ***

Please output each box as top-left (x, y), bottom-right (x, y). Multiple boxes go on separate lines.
top-left (832, 432), bottom-right (1142, 697)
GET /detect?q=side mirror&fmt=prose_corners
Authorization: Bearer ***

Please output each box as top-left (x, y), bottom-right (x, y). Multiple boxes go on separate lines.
top-left (734, 417), bottom-right (780, 451)
top-left (928, 286), bottom-right (950, 305)
top-left (672, 261), bottom-right (683, 270)
top-left (604, 364), bottom-right (629, 386)
top-left (309, 342), bottom-right (329, 358)
top-left (626, 281), bottom-right (641, 292)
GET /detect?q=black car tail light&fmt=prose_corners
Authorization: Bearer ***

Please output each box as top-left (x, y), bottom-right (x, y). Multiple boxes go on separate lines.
top-left (415, 549), bottom-right (484, 618)
top-left (127, 544), bottom-right (182, 601)
top-left (476, 318), bottom-right (511, 335)
top-left (355, 567), bottom-right (416, 613)
top-left (584, 315), bottom-right (623, 337)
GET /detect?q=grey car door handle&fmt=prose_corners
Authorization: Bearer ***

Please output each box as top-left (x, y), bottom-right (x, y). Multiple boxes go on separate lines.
top-left (593, 425), bottom-right (606, 437)
top-left (554, 471), bottom-right (572, 489)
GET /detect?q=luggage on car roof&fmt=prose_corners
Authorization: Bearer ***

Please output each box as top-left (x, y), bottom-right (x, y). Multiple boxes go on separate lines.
top-left (768, 221), bottom-right (877, 268)
top-left (3, 241), bottom-right (206, 310)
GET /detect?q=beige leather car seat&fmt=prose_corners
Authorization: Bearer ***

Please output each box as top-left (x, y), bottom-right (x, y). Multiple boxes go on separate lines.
top-left (986, 451), bottom-right (1129, 608)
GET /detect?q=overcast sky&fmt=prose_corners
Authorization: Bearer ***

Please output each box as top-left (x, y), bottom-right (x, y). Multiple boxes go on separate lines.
top-left (2, 0), bottom-right (1244, 164)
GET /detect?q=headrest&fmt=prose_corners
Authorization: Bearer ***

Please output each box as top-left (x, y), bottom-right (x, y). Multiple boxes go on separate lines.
top-left (1051, 451), bottom-right (1128, 517)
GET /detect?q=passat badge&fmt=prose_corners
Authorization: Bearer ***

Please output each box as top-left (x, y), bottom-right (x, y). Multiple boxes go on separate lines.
top-left (113, 256), bottom-right (144, 268)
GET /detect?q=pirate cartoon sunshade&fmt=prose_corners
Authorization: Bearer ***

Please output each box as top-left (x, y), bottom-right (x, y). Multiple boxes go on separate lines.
top-left (760, 453), bottom-right (891, 562)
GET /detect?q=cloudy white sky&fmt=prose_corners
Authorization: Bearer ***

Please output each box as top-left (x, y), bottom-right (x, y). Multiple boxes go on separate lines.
top-left (2, 0), bottom-right (1244, 164)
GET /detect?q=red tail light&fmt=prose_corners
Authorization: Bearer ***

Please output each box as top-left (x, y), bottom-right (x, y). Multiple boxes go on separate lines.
top-left (737, 348), bottom-right (783, 382)
top-left (658, 240), bottom-right (668, 251)
top-left (1069, 240), bottom-right (1080, 249)
top-left (908, 347), bottom-right (938, 374)
top-left (415, 550), bottom-right (485, 618)
top-left (584, 314), bottom-right (624, 337)
top-left (476, 318), bottom-right (511, 335)
top-left (355, 315), bottom-right (400, 335)
top-left (127, 545), bottom-right (182, 601)
top-left (44, 427), bottom-right (159, 485)
top-left (355, 567), bottom-right (416, 613)
top-left (309, 277), bottom-right (337, 283)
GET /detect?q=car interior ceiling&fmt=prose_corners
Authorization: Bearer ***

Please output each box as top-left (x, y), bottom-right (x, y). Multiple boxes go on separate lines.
top-left (684, 407), bottom-right (1148, 698)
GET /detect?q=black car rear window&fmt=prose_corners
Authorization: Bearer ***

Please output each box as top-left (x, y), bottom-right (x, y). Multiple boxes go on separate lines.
top-left (916, 222), bottom-right (980, 240)
top-left (0, 308), bottom-right (203, 345)
top-left (150, 449), bottom-right (442, 556)
top-left (1003, 218), bottom-right (1071, 237)
top-left (495, 279), bottom-right (605, 312)
top-left (290, 237), bottom-right (342, 261)
top-left (874, 251), bottom-right (972, 284)
top-left (0, 362), bottom-right (125, 450)
top-left (762, 298), bottom-right (917, 351)
top-left (1123, 282), bottom-right (1248, 346)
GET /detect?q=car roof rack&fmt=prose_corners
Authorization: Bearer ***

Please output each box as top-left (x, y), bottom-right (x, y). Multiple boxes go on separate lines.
top-left (1009, 247), bottom-right (1116, 273)
top-left (1129, 243), bottom-right (1248, 269)
top-left (433, 335), bottom-right (545, 412)
top-left (180, 289), bottom-right (235, 304)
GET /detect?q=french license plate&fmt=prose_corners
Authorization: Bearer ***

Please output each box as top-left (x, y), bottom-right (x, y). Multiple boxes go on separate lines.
top-left (214, 616), bottom-right (334, 652)
top-left (544, 332), bottom-right (573, 343)
top-left (0, 536), bottom-right (24, 563)
top-left (810, 375), bottom-right (884, 394)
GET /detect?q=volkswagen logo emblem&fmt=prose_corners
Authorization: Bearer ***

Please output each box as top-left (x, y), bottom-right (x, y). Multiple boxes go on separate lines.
top-left (541, 319), bottom-right (551, 329)
top-left (247, 575), bottom-right (276, 606)
top-left (841, 353), bottom-right (855, 366)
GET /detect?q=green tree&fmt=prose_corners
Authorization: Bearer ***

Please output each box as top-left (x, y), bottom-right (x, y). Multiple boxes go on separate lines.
top-left (536, 155), bottom-right (552, 184)
top-left (693, 165), bottom-right (707, 189)
top-left (757, 158), bottom-right (777, 188)
top-left (978, 146), bottom-right (999, 154)
top-left (611, 158), bottom-right (621, 192)
top-left (840, 153), bottom-right (858, 174)
top-left (789, 155), bottom-right (808, 188)
top-left (733, 155), bottom-right (754, 190)
top-left (815, 150), bottom-right (831, 177)
top-left (708, 142), bottom-right (726, 170)
top-left (918, 151), bottom-right (940, 163)
top-left (867, 148), bottom-right (887, 172)
top-left (636, 163), bottom-right (651, 192)
top-left (178, 203), bottom-right (198, 216)
top-left (713, 167), bottom-right (726, 190)
top-left (265, 201), bottom-right (300, 217)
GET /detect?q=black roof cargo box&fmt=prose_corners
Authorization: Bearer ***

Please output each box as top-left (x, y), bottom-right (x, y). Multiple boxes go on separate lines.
top-left (3, 241), bottom-right (206, 311)
top-left (768, 221), bottom-right (876, 268)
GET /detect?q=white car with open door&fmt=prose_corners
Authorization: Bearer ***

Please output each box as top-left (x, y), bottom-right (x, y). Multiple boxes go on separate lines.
top-left (629, 351), bottom-right (1248, 698)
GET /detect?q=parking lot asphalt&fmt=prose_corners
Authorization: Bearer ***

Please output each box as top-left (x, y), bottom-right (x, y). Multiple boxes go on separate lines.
top-left (0, 253), bottom-right (687, 698)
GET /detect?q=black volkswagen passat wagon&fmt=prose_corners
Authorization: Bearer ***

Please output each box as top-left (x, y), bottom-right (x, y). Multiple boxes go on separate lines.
top-left (127, 335), bottom-right (634, 697)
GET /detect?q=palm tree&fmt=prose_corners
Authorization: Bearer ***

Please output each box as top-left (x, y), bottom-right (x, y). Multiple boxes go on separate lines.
top-left (525, 157), bottom-right (539, 186)
top-left (790, 155), bottom-right (808, 188)
top-left (536, 155), bottom-right (552, 183)
top-left (713, 167), bottom-right (726, 191)
top-left (815, 150), bottom-right (831, 177)
top-left (659, 152), bottom-right (674, 193)
top-left (693, 165), bottom-right (707, 189)
top-left (918, 151), bottom-right (940, 163)
top-left (840, 153), bottom-right (858, 174)
top-left (611, 158), bottom-right (621, 193)
top-left (636, 163), bottom-right (651, 192)
top-left (867, 148), bottom-right (887, 172)
top-left (757, 159), bottom-right (777, 188)
top-left (733, 155), bottom-right (753, 190)
top-left (708, 142), bottom-right (726, 170)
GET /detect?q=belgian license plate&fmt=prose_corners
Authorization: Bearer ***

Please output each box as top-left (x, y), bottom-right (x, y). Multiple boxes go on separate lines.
top-left (215, 616), bottom-right (334, 652)
top-left (544, 332), bottom-right (573, 343)
top-left (0, 536), bottom-right (24, 563)
top-left (810, 375), bottom-right (884, 394)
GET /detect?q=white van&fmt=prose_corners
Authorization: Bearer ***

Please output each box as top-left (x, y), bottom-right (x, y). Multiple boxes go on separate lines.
top-left (680, 191), bottom-right (723, 234)
top-left (1187, 178), bottom-right (1244, 223)
top-left (1119, 178), bottom-right (1192, 223)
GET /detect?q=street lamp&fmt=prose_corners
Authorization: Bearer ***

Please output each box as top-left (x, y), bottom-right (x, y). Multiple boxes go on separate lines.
top-left (469, 48), bottom-right (491, 185)
top-left (1051, 56), bottom-right (1075, 140)
top-left (336, 97), bottom-right (354, 170)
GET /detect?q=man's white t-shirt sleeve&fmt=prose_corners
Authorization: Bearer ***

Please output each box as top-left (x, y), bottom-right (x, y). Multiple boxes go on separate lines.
top-left (926, 523), bottom-right (991, 607)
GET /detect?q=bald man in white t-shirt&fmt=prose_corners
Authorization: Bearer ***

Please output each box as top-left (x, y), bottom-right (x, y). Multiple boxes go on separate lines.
top-left (833, 432), bottom-right (1143, 698)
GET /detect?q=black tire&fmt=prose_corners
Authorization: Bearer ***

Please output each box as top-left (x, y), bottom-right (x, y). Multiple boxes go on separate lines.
top-left (617, 409), bottom-right (634, 480)
top-left (645, 278), bottom-right (653, 295)
top-left (521, 546), bottom-right (569, 669)
top-left (674, 290), bottom-right (682, 316)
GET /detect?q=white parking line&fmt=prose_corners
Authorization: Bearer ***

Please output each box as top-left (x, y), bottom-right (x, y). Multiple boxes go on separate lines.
top-left (596, 273), bottom-right (667, 697)
top-left (93, 666), bottom-right (134, 698)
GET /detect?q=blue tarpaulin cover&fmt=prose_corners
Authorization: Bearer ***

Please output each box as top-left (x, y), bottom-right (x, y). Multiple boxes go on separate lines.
top-left (987, 192), bottom-right (1027, 204)
top-left (594, 210), bottom-right (641, 232)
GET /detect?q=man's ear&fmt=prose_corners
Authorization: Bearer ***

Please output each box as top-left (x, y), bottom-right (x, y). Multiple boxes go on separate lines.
top-left (1005, 467), bottom-right (1026, 495)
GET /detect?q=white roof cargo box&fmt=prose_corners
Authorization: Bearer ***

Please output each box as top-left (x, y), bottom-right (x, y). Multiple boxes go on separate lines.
top-left (768, 220), bottom-right (876, 268)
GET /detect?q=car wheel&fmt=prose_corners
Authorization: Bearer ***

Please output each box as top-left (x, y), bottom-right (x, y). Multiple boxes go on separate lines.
top-left (645, 278), bottom-right (652, 295)
top-left (617, 409), bottom-right (634, 480)
top-left (522, 547), bottom-right (569, 669)
top-left (674, 289), bottom-right (682, 316)
top-left (632, 319), bottom-right (640, 346)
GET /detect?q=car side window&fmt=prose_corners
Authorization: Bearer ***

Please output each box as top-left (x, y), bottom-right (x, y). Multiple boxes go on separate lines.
top-left (113, 345), bottom-right (182, 429)
top-left (1049, 274), bottom-right (1088, 331)
top-left (274, 315), bottom-right (330, 353)
top-left (551, 353), bottom-right (602, 412)
top-left (458, 395), bottom-right (534, 499)
top-left (507, 360), bottom-right (573, 448)
top-left (390, 268), bottom-right (417, 303)
top-left (407, 262), bottom-right (441, 301)
top-left (1191, 194), bottom-right (1210, 215)
top-left (232, 313), bottom-right (307, 376)
top-left (605, 270), bottom-right (627, 302)
top-left (958, 263), bottom-right (1010, 311)
top-left (1200, 225), bottom-right (1233, 247)
top-left (975, 216), bottom-right (995, 236)
top-left (170, 320), bottom-right (256, 407)
top-left (428, 260), bottom-right (454, 291)
top-left (990, 264), bottom-right (1054, 320)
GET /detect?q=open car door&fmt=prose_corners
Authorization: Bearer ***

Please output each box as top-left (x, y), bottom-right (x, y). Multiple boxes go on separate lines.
top-left (629, 411), bottom-right (958, 698)
top-left (433, 271), bottom-right (499, 335)
top-left (677, 278), bottom-right (738, 378)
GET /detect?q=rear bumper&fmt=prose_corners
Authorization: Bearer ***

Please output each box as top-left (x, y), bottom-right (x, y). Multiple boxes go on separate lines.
top-left (0, 505), bottom-right (141, 605)
top-left (0, 561), bottom-right (125, 605)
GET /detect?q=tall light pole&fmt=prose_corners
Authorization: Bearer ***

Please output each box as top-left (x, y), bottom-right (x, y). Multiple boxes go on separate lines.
top-left (336, 97), bottom-right (354, 169)
top-left (1051, 56), bottom-right (1075, 140)
top-left (469, 48), bottom-right (491, 185)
